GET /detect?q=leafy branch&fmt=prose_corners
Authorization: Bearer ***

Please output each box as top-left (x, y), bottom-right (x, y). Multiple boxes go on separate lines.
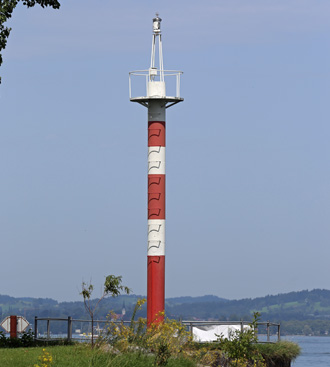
top-left (0, 0), bottom-right (60, 82)
top-left (80, 275), bottom-right (131, 347)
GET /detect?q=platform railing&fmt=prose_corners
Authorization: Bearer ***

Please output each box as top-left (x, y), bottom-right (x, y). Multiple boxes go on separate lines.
top-left (129, 70), bottom-right (183, 99)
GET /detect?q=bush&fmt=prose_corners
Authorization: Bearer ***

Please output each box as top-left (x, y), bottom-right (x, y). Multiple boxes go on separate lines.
top-left (104, 299), bottom-right (193, 366)
top-left (0, 330), bottom-right (75, 348)
top-left (215, 313), bottom-right (265, 366)
top-left (0, 330), bottom-right (35, 348)
top-left (101, 303), bottom-right (300, 367)
top-left (257, 341), bottom-right (301, 367)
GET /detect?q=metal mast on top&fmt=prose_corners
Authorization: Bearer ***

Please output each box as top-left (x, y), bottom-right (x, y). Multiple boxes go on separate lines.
top-left (150, 14), bottom-right (164, 82)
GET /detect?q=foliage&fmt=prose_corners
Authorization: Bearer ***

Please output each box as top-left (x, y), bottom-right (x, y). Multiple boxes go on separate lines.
top-left (106, 301), bottom-right (192, 366)
top-left (146, 314), bottom-right (192, 366)
top-left (0, 0), bottom-right (60, 82)
top-left (80, 275), bottom-right (130, 347)
top-left (104, 305), bottom-right (299, 367)
top-left (256, 341), bottom-right (301, 366)
top-left (105, 298), bottom-right (147, 349)
top-left (280, 319), bottom-right (330, 336)
top-left (34, 348), bottom-right (53, 367)
top-left (80, 275), bottom-right (131, 312)
top-left (216, 312), bottom-right (265, 367)
top-left (0, 329), bottom-right (75, 348)
top-left (0, 329), bottom-right (35, 348)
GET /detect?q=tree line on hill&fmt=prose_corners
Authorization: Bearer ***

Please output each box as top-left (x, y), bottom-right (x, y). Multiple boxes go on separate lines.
top-left (1, 289), bottom-right (330, 335)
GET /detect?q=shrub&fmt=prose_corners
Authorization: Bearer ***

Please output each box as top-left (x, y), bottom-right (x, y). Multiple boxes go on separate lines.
top-left (216, 312), bottom-right (265, 367)
top-left (256, 341), bottom-right (301, 367)
top-left (0, 330), bottom-right (35, 348)
top-left (105, 300), bottom-right (192, 366)
top-left (0, 330), bottom-right (75, 348)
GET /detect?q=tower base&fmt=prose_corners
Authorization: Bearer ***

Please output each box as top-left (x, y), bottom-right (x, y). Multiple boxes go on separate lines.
top-left (147, 255), bottom-right (165, 325)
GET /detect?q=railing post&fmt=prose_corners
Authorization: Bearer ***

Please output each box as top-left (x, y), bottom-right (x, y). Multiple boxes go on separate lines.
top-left (34, 316), bottom-right (38, 340)
top-left (67, 316), bottom-right (72, 342)
top-left (47, 319), bottom-right (50, 340)
top-left (278, 324), bottom-right (281, 342)
top-left (10, 315), bottom-right (17, 339)
top-left (267, 321), bottom-right (270, 342)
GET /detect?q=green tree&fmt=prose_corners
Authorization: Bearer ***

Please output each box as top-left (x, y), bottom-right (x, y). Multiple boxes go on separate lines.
top-left (80, 275), bottom-right (131, 347)
top-left (0, 0), bottom-right (60, 82)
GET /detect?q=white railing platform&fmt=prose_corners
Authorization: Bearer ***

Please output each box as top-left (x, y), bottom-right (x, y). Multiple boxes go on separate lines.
top-left (129, 69), bottom-right (183, 101)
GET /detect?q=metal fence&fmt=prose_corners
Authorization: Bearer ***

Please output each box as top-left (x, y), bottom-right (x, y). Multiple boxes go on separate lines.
top-left (34, 316), bottom-right (280, 343)
top-left (34, 317), bottom-right (127, 341)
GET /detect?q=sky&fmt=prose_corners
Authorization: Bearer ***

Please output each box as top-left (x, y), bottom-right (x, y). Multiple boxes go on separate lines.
top-left (0, 0), bottom-right (329, 302)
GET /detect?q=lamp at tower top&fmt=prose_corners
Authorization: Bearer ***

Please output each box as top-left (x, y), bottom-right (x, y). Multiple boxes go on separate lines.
top-left (129, 15), bottom-right (183, 108)
top-left (153, 14), bottom-right (161, 34)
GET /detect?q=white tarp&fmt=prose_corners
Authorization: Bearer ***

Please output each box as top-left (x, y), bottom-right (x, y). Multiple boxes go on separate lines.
top-left (192, 324), bottom-right (249, 342)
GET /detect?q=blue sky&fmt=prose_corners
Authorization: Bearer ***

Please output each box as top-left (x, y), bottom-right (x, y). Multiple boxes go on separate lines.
top-left (1, 0), bottom-right (329, 302)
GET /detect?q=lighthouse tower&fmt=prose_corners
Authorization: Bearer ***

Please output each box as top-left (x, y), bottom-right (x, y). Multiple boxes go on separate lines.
top-left (129, 15), bottom-right (183, 325)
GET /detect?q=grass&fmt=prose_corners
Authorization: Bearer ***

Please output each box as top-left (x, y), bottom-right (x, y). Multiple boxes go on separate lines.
top-left (0, 345), bottom-right (196, 367)
top-left (0, 342), bottom-right (300, 367)
top-left (0, 345), bottom-right (96, 367)
top-left (186, 340), bottom-right (300, 366)
top-left (257, 341), bottom-right (301, 366)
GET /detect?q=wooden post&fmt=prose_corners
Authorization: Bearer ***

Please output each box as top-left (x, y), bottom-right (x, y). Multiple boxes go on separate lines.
top-left (278, 324), bottom-right (281, 342)
top-left (10, 315), bottom-right (17, 338)
top-left (267, 321), bottom-right (270, 342)
top-left (34, 316), bottom-right (38, 340)
top-left (47, 319), bottom-right (50, 340)
top-left (67, 316), bottom-right (72, 342)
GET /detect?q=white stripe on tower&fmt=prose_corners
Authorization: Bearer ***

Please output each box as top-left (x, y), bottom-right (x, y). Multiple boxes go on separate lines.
top-left (148, 220), bottom-right (165, 256)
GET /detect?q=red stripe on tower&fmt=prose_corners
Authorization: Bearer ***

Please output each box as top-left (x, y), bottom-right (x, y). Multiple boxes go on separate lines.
top-left (148, 175), bottom-right (165, 220)
top-left (148, 121), bottom-right (166, 146)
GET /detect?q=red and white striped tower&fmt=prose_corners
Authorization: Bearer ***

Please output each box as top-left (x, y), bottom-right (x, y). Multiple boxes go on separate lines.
top-left (129, 14), bottom-right (183, 325)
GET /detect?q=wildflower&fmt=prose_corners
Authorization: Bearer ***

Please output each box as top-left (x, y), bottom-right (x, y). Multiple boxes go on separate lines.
top-left (35, 348), bottom-right (53, 367)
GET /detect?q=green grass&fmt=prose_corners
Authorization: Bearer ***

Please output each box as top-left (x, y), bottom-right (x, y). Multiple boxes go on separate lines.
top-left (0, 345), bottom-right (196, 367)
top-left (0, 345), bottom-right (96, 367)
top-left (257, 341), bottom-right (301, 365)
top-left (0, 340), bottom-right (300, 367)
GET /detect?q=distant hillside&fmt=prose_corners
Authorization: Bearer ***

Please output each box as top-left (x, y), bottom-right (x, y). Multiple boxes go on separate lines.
top-left (1, 289), bottom-right (330, 335)
top-left (166, 295), bottom-right (228, 305)
top-left (166, 289), bottom-right (330, 322)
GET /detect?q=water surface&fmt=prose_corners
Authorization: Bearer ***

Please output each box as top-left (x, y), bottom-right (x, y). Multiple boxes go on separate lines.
top-left (283, 336), bottom-right (330, 366)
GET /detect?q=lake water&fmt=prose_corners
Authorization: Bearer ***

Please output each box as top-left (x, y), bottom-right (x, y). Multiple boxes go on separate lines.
top-left (282, 336), bottom-right (330, 366)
